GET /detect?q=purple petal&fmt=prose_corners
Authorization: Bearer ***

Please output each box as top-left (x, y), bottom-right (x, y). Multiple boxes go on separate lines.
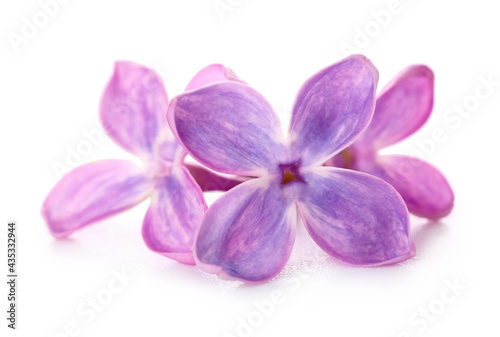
top-left (355, 155), bottom-right (454, 219)
top-left (289, 55), bottom-right (378, 166)
top-left (195, 177), bottom-right (297, 282)
top-left (185, 162), bottom-right (250, 192)
top-left (185, 64), bottom-right (244, 91)
top-left (100, 61), bottom-right (172, 160)
top-left (168, 82), bottom-right (286, 176)
top-left (355, 65), bottom-right (434, 151)
top-left (297, 167), bottom-right (414, 266)
top-left (42, 160), bottom-right (154, 239)
top-left (142, 166), bottom-right (207, 265)
top-left (158, 64), bottom-right (245, 163)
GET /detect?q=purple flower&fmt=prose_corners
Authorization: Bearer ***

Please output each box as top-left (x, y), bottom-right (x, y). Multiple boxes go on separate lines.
top-left (41, 61), bottom-right (243, 265)
top-left (168, 55), bottom-right (415, 282)
top-left (325, 65), bottom-right (454, 219)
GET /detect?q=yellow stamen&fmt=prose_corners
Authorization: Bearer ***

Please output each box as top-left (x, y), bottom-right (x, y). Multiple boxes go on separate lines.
top-left (281, 169), bottom-right (297, 185)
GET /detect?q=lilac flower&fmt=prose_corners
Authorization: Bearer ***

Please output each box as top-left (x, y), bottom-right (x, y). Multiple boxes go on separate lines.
top-left (325, 65), bottom-right (454, 219)
top-left (167, 55), bottom-right (415, 282)
top-left (41, 61), bottom-right (242, 264)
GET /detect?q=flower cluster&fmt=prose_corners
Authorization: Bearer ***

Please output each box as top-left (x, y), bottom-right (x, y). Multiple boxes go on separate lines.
top-left (42, 55), bottom-right (453, 282)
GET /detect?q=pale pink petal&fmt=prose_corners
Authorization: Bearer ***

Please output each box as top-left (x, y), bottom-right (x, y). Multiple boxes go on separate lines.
top-left (185, 64), bottom-right (244, 91)
top-left (354, 155), bottom-right (454, 219)
top-left (42, 160), bottom-right (154, 238)
top-left (142, 166), bottom-right (207, 265)
top-left (355, 65), bottom-right (434, 151)
top-left (99, 61), bottom-right (173, 160)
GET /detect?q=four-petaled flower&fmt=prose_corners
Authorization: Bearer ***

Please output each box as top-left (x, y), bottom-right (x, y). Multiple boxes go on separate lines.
top-left (325, 65), bottom-right (454, 219)
top-left (168, 55), bottom-right (415, 282)
top-left (42, 61), bottom-right (243, 264)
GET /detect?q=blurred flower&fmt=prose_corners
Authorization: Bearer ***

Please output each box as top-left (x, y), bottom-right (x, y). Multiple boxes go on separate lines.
top-left (42, 61), bottom-right (242, 264)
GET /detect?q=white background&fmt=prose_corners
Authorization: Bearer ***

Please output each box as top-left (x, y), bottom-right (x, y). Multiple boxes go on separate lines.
top-left (1, 1), bottom-right (499, 336)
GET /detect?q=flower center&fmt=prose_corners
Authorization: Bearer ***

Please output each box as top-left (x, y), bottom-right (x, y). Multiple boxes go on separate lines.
top-left (279, 162), bottom-right (303, 185)
top-left (149, 159), bottom-right (173, 183)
